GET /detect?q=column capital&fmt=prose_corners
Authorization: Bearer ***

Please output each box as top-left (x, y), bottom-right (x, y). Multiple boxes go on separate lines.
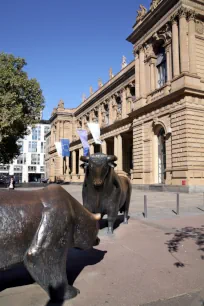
top-left (170, 13), bottom-right (178, 24)
top-left (178, 7), bottom-right (188, 19)
top-left (138, 44), bottom-right (145, 52)
top-left (187, 9), bottom-right (196, 21)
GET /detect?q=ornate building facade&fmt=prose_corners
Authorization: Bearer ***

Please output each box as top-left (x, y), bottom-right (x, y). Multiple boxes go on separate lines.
top-left (46, 0), bottom-right (204, 187)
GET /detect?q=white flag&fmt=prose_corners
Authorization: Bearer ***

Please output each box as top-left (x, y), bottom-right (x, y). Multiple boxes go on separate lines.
top-left (87, 123), bottom-right (102, 145)
top-left (55, 142), bottom-right (62, 156)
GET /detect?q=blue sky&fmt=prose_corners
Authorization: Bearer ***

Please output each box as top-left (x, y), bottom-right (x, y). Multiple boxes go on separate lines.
top-left (1, 0), bottom-right (151, 119)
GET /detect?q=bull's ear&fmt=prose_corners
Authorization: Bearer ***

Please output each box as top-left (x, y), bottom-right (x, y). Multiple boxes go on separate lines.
top-left (108, 162), bottom-right (117, 168)
top-left (80, 156), bottom-right (89, 162)
top-left (92, 213), bottom-right (101, 221)
top-left (107, 155), bottom-right (117, 162)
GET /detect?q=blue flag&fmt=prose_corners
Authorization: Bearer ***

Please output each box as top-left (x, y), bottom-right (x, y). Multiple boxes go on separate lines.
top-left (61, 139), bottom-right (70, 157)
top-left (83, 147), bottom-right (89, 156)
top-left (77, 130), bottom-right (90, 156)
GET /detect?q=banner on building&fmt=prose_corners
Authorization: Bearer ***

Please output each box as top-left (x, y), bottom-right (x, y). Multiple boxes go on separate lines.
top-left (77, 129), bottom-right (90, 156)
top-left (61, 139), bottom-right (70, 157)
top-left (87, 123), bottom-right (102, 145)
top-left (55, 142), bottom-right (62, 156)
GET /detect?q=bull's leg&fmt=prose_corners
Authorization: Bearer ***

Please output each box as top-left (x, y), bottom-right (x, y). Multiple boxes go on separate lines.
top-left (123, 184), bottom-right (132, 224)
top-left (107, 215), bottom-right (117, 234)
top-left (24, 205), bottom-right (79, 301)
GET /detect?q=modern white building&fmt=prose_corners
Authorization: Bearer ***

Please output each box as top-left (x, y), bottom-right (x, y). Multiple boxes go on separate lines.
top-left (0, 121), bottom-right (50, 183)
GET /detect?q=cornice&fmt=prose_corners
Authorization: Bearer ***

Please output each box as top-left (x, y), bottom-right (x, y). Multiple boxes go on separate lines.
top-left (74, 61), bottom-right (135, 116)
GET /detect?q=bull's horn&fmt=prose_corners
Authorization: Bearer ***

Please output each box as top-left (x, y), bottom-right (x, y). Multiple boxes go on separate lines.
top-left (93, 213), bottom-right (101, 221)
top-left (107, 155), bottom-right (117, 162)
top-left (80, 156), bottom-right (89, 162)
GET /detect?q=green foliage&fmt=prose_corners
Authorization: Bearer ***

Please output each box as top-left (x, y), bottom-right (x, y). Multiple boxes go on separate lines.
top-left (0, 52), bottom-right (44, 163)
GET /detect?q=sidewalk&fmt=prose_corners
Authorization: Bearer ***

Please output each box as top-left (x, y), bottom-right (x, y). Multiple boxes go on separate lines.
top-left (0, 186), bottom-right (204, 306)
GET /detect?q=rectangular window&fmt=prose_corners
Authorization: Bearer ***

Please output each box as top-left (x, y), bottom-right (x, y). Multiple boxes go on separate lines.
top-left (14, 165), bottom-right (22, 172)
top-left (40, 166), bottom-right (45, 172)
top-left (44, 126), bottom-right (50, 138)
top-left (41, 142), bottom-right (44, 153)
top-left (28, 166), bottom-right (36, 172)
top-left (0, 165), bottom-right (9, 171)
top-left (24, 153), bottom-right (26, 164)
top-left (31, 154), bottom-right (40, 165)
top-left (28, 141), bottom-right (37, 152)
top-left (17, 155), bottom-right (24, 164)
top-left (156, 50), bottom-right (167, 88)
top-left (32, 126), bottom-right (41, 141)
top-left (17, 141), bottom-right (24, 153)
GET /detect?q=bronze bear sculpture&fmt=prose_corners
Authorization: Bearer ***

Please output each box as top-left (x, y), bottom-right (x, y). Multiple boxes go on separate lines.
top-left (81, 153), bottom-right (132, 234)
top-left (0, 185), bottom-right (101, 301)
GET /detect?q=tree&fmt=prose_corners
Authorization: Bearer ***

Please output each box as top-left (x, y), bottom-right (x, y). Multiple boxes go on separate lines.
top-left (0, 53), bottom-right (44, 163)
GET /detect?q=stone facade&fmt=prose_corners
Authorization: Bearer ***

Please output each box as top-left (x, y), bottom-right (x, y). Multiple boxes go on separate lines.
top-left (46, 0), bottom-right (204, 187)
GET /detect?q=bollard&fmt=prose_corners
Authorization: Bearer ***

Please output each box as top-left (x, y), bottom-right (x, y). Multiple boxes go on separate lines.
top-left (176, 193), bottom-right (180, 215)
top-left (144, 195), bottom-right (147, 218)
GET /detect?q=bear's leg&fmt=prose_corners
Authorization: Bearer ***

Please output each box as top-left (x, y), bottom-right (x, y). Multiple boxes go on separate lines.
top-left (24, 205), bottom-right (79, 301)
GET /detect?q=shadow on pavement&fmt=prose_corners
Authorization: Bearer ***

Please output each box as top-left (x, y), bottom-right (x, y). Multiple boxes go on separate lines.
top-left (0, 248), bottom-right (107, 296)
top-left (165, 225), bottom-right (204, 267)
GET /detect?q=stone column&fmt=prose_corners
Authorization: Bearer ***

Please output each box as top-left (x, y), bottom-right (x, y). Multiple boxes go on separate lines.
top-left (121, 88), bottom-right (127, 119)
top-left (139, 46), bottom-right (145, 97)
top-left (57, 121), bottom-right (60, 141)
top-left (112, 96), bottom-right (117, 122)
top-left (165, 44), bottom-right (172, 82)
top-left (98, 105), bottom-right (102, 126)
top-left (171, 15), bottom-right (180, 77)
top-left (178, 8), bottom-right (189, 73)
top-left (72, 150), bottom-right (76, 175)
top-left (117, 134), bottom-right (123, 171)
top-left (90, 144), bottom-right (94, 155)
top-left (79, 148), bottom-right (84, 175)
top-left (150, 58), bottom-right (156, 91)
top-left (188, 10), bottom-right (197, 74)
top-left (66, 156), bottom-right (70, 175)
top-left (101, 140), bottom-right (107, 154)
top-left (114, 136), bottom-right (118, 170)
top-left (135, 51), bottom-right (140, 98)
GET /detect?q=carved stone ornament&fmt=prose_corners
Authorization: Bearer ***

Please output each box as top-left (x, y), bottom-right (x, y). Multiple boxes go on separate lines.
top-left (136, 4), bottom-right (147, 24)
top-left (109, 67), bottom-right (114, 79)
top-left (89, 86), bottom-right (93, 95)
top-left (187, 9), bottom-right (196, 21)
top-left (121, 56), bottom-right (127, 69)
top-left (144, 43), bottom-right (154, 58)
top-left (82, 94), bottom-right (86, 102)
top-left (153, 23), bottom-right (172, 45)
top-left (150, 0), bottom-right (162, 12)
top-left (98, 78), bottom-right (103, 88)
top-left (58, 99), bottom-right (64, 109)
top-left (177, 7), bottom-right (188, 19)
top-left (195, 20), bottom-right (204, 35)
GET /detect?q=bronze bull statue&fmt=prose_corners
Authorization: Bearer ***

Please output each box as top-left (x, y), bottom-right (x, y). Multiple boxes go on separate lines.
top-left (81, 153), bottom-right (132, 234)
top-left (0, 185), bottom-right (101, 301)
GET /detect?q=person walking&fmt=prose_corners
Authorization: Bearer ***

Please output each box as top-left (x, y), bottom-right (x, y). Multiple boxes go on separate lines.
top-left (9, 176), bottom-right (15, 190)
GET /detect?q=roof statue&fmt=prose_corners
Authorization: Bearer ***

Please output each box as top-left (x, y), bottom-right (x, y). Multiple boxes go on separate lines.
top-left (136, 4), bottom-right (147, 24)
top-left (58, 99), bottom-right (64, 109)
top-left (82, 94), bottom-right (86, 102)
top-left (150, 0), bottom-right (162, 11)
top-left (109, 67), bottom-right (114, 79)
top-left (98, 78), bottom-right (103, 88)
top-left (121, 56), bottom-right (127, 69)
top-left (89, 86), bottom-right (93, 95)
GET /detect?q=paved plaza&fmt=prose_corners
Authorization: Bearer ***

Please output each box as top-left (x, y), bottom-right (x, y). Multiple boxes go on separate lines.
top-left (0, 185), bottom-right (204, 305)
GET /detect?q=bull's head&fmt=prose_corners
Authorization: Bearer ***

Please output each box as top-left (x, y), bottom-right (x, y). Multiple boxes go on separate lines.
top-left (81, 153), bottom-right (117, 187)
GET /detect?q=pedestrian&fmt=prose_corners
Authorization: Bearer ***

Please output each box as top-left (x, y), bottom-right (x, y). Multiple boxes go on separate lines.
top-left (9, 176), bottom-right (15, 190)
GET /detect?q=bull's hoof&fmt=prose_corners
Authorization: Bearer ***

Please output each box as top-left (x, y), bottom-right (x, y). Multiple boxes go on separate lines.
top-left (63, 286), bottom-right (80, 300)
top-left (107, 229), bottom-right (114, 235)
top-left (51, 285), bottom-right (80, 301)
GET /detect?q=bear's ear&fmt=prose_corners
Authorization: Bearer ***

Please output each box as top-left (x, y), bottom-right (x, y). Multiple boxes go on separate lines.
top-left (92, 213), bottom-right (101, 221)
